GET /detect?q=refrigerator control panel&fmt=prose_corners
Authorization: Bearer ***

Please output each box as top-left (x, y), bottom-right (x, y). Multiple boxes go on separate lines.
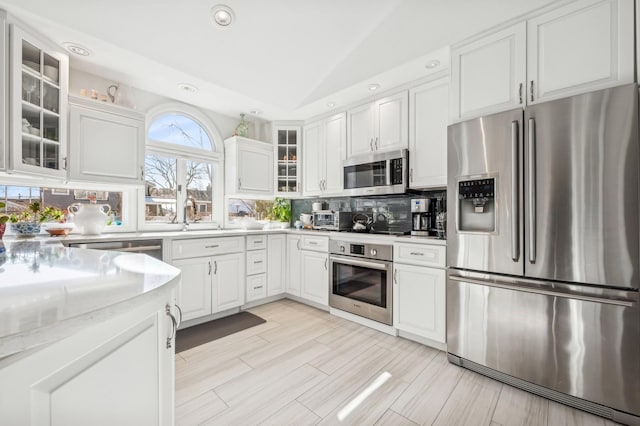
top-left (458, 179), bottom-right (495, 199)
top-left (458, 177), bottom-right (496, 232)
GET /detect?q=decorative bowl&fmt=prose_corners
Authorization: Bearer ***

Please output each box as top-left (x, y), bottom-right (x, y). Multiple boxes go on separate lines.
top-left (42, 222), bottom-right (74, 236)
top-left (10, 222), bottom-right (41, 238)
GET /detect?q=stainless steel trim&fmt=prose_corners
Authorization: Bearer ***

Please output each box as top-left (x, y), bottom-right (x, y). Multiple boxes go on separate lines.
top-left (448, 275), bottom-right (634, 307)
top-left (385, 160), bottom-right (392, 185)
top-left (112, 245), bottom-right (162, 252)
top-left (329, 255), bottom-right (388, 270)
top-left (511, 120), bottom-right (519, 262)
top-left (343, 148), bottom-right (407, 167)
top-left (528, 117), bottom-right (536, 263)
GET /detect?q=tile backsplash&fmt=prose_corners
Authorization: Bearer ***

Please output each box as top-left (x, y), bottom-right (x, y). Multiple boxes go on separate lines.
top-left (291, 190), bottom-right (445, 235)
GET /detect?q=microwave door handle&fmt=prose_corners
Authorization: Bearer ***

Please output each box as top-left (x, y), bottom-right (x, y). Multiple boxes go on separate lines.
top-left (385, 160), bottom-right (392, 186)
top-left (511, 120), bottom-right (519, 262)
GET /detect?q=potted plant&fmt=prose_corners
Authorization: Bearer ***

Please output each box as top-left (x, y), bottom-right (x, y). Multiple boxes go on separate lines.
top-left (268, 197), bottom-right (291, 228)
top-left (8, 201), bottom-right (66, 237)
top-left (0, 202), bottom-right (9, 239)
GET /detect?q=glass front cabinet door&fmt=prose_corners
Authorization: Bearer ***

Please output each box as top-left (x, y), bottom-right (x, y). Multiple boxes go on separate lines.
top-left (10, 25), bottom-right (68, 178)
top-left (273, 124), bottom-right (301, 197)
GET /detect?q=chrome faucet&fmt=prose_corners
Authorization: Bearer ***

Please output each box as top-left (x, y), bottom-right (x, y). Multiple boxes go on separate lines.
top-left (183, 196), bottom-right (196, 231)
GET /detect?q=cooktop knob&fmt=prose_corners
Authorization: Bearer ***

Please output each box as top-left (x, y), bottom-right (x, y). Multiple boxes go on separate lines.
top-left (370, 248), bottom-right (377, 256)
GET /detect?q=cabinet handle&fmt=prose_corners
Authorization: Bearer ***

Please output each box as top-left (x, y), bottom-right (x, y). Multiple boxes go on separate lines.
top-left (409, 251), bottom-right (424, 256)
top-left (214, 260), bottom-right (218, 275)
top-left (205, 245), bottom-right (219, 248)
top-left (175, 304), bottom-right (183, 328)
top-left (410, 168), bottom-right (413, 182)
top-left (254, 240), bottom-right (263, 244)
top-left (208, 260), bottom-right (212, 275)
top-left (374, 137), bottom-right (379, 150)
top-left (324, 258), bottom-right (328, 270)
top-left (394, 269), bottom-right (398, 285)
top-left (63, 156), bottom-right (68, 170)
top-left (140, 165), bottom-right (144, 179)
top-left (165, 304), bottom-right (178, 349)
top-left (308, 241), bottom-right (317, 245)
top-left (297, 240), bottom-right (301, 250)
top-left (370, 138), bottom-right (374, 151)
top-left (518, 83), bottom-right (523, 104)
top-left (254, 285), bottom-right (263, 290)
top-left (530, 80), bottom-right (534, 102)
top-left (254, 260), bottom-right (263, 264)
top-left (238, 178), bottom-right (242, 189)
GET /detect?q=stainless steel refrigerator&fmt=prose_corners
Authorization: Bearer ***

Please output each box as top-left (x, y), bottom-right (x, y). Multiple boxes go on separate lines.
top-left (446, 83), bottom-right (640, 425)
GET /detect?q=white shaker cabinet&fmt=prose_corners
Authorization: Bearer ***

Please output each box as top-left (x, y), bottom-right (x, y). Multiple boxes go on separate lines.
top-left (450, 0), bottom-right (634, 122)
top-left (273, 124), bottom-right (301, 197)
top-left (409, 77), bottom-right (449, 189)
top-left (68, 96), bottom-right (145, 185)
top-left (173, 257), bottom-right (213, 321)
top-left (225, 136), bottom-right (274, 197)
top-left (9, 24), bottom-right (69, 178)
top-left (526, 0), bottom-right (634, 104)
top-left (300, 249), bottom-right (329, 307)
top-left (450, 22), bottom-right (526, 123)
top-left (212, 252), bottom-right (245, 312)
top-left (286, 235), bottom-right (302, 296)
top-left (267, 234), bottom-right (286, 296)
top-left (346, 92), bottom-right (408, 157)
top-left (302, 113), bottom-right (346, 196)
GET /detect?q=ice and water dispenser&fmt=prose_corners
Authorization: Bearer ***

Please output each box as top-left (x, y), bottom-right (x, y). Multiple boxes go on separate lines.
top-left (458, 178), bottom-right (496, 232)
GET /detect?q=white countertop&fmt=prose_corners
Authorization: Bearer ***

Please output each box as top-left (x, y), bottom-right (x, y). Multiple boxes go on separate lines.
top-left (0, 239), bottom-right (180, 358)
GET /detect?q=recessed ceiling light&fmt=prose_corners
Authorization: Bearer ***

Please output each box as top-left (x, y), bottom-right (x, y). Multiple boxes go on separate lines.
top-left (425, 59), bottom-right (441, 69)
top-left (326, 101), bottom-right (336, 108)
top-left (210, 4), bottom-right (235, 27)
top-left (178, 83), bottom-right (198, 93)
top-left (368, 84), bottom-right (380, 91)
top-left (62, 42), bottom-right (92, 57)
top-left (249, 109), bottom-right (262, 115)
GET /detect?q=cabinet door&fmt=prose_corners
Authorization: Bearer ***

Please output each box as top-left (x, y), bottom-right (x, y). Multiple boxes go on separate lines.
top-left (246, 273), bottom-right (267, 302)
top-left (373, 91), bottom-right (408, 152)
top-left (527, 0), bottom-right (634, 104)
top-left (393, 264), bottom-right (445, 343)
top-left (172, 257), bottom-right (212, 321)
top-left (302, 120), bottom-right (324, 196)
top-left (346, 102), bottom-right (373, 157)
top-left (409, 78), bottom-right (449, 188)
top-left (212, 252), bottom-right (245, 312)
top-left (300, 250), bottom-right (329, 306)
top-left (10, 25), bottom-right (69, 178)
top-left (286, 235), bottom-right (301, 296)
top-left (450, 22), bottom-right (526, 122)
top-left (237, 145), bottom-right (273, 194)
top-left (323, 113), bottom-right (346, 195)
top-left (273, 125), bottom-right (301, 197)
top-left (69, 103), bottom-right (144, 184)
top-left (267, 234), bottom-right (286, 296)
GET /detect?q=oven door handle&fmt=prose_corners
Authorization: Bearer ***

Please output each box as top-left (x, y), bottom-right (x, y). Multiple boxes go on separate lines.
top-left (330, 255), bottom-right (390, 271)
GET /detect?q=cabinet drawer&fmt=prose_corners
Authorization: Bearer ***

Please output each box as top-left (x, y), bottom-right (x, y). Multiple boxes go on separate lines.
top-left (394, 243), bottom-right (445, 268)
top-left (301, 235), bottom-right (329, 252)
top-left (246, 235), bottom-right (267, 250)
top-left (246, 250), bottom-right (267, 275)
top-left (172, 237), bottom-right (245, 260)
top-left (246, 274), bottom-right (267, 302)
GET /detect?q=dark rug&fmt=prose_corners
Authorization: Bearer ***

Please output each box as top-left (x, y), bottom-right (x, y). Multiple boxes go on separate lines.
top-left (176, 311), bottom-right (266, 353)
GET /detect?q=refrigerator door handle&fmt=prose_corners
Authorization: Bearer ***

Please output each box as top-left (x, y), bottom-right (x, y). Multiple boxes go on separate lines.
top-left (511, 120), bottom-right (519, 261)
top-left (448, 275), bottom-right (635, 307)
top-left (528, 117), bottom-right (536, 263)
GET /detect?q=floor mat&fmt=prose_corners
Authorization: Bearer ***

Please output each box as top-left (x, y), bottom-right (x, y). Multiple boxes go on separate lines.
top-left (175, 311), bottom-right (266, 353)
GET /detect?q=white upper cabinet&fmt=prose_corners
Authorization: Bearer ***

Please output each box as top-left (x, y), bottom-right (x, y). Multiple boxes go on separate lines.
top-left (302, 113), bottom-right (346, 197)
top-left (527, 0), bottom-right (634, 104)
top-left (225, 136), bottom-right (274, 197)
top-left (0, 12), bottom-right (6, 171)
top-left (68, 96), bottom-right (145, 185)
top-left (409, 77), bottom-right (449, 189)
top-left (450, 22), bottom-right (526, 122)
top-left (273, 124), bottom-right (301, 197)
top-left (450, 0), bottom-right (634, 122)
top-left (9, 24), bottom-right (69, 178)
top-left (347, 92), bottom-right (408, 157)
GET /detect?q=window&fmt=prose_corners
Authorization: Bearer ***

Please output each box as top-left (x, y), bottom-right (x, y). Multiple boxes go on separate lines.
top-left (144, 106), bottom-right (223, 228)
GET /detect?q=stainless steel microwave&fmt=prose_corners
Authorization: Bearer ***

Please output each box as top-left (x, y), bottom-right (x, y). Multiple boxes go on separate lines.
top-left (342, 149), bottom-right (408, 196)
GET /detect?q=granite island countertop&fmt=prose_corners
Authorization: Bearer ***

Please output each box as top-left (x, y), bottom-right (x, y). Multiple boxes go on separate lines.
top-left (0, 239), bottom-right (180, 359)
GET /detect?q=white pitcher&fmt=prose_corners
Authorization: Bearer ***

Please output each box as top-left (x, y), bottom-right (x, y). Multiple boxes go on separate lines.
top-left (68, 203), bottom-right (111, 235)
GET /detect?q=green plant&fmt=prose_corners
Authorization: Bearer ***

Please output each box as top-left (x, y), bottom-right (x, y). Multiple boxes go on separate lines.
top-left (270, 197), bottom-right (291, 222)
top-left (8, 201), bottom-right (66, 223)
top-left (0, 202), bottom-right (8, 225)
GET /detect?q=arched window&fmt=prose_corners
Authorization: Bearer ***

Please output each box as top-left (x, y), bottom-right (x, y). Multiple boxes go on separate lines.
top-left (143, 105), bottom-right (223, 228)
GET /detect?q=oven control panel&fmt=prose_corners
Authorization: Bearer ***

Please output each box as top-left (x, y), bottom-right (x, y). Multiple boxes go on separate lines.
top-left (330, 240), bottom-right (393, 261)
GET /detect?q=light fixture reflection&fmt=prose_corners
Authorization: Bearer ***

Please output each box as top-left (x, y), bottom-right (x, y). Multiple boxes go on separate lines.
top-left (336, 371), bottom-right (392, 421)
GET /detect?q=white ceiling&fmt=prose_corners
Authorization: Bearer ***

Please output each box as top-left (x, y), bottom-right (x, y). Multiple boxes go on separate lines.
top-left (0, 0), bottom-right (554, 120)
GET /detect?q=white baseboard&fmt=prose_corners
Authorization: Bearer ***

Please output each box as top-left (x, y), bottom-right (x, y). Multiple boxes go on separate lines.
top-left (178, 307), bottom-right (240, 329)
top-left (329, 308), bottom-right (398, 336)
top-left (398, 330), bottom-right (446, 351)
top-left (241, 294), bottom-right (287, 310)
top-left (285, 294), bottom-right (330, 312)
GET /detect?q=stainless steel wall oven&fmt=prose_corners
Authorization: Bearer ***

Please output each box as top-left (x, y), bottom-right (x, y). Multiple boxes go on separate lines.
top-left (329, 239), bottom-right (393, 325)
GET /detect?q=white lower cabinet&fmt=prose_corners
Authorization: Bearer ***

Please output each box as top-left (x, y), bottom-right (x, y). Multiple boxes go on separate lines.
top-left (286, 235), bottom-right (302, 296)
top-left (0, 291), bottom-right (176, 425)
top-left (173, 257), bottom-right (212, 321)
top-left (393, 263), bottom-right (446, 343)
top-left (246, 273), bottom-right (267, 302)
top-left (267, 234), bottom-right (286, 296)
top-left (213, 253), bottom-right (245, 312)
top-left (300, 249), bottom-right (329, 306)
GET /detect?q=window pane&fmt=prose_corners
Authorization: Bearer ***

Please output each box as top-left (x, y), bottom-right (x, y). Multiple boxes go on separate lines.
top-left (145, 154), bottom-right (177, 223)
top-left (148, 114), bottom-right (213, 151)
top-left (186, 160), bottom-right (213, 222)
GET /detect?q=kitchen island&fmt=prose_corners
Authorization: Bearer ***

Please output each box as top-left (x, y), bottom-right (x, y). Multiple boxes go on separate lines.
top-left (0, 239), bottom-right (180, 425)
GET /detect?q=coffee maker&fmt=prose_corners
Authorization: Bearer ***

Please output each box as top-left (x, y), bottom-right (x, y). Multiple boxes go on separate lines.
top-left (411, 197), bottom-right (446, 238)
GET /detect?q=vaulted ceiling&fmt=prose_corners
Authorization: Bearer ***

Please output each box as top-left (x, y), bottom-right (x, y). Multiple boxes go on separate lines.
top-left (0, 0), bottom-right (553, 120)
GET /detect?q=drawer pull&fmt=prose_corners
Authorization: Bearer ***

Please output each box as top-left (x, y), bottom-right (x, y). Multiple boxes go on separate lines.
top-left (409, 252), bottom-right (425, 256)
top-left (308, 241), bottom-right (318, 245)
top-left (254, 260), bottom-right (263, 264)
top-left (254, 240), bottom-right (263, 244)
top-left (254, 285), bottom-right (263, 290)
top-left (205, 245), bottom-right (219, 249)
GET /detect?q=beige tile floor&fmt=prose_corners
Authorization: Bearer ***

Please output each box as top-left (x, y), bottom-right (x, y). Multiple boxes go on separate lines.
top-left (175, 299), bottom-right (621, 426)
